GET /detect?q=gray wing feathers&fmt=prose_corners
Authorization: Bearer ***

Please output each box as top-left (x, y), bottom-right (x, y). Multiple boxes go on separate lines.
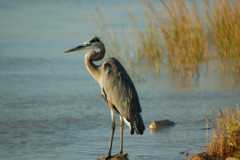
top-left (101, 58), bottom-right (142, 120)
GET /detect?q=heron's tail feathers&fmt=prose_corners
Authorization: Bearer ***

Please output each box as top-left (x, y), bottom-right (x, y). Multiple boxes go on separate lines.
top-left (131, 114), bottom-right (145, 135)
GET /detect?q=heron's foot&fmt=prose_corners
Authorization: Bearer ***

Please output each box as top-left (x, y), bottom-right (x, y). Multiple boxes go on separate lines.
top-left (105, 155), bottom-right (112, 160)
top-left (118, 151), bottom-right (124, 155)
top-left (98, 153), bottom-right (128, 160)
top-left (113, 153), bottom-right (128, 160)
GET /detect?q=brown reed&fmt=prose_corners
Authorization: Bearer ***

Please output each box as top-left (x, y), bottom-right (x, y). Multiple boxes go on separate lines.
top-left (96, 0), bottom-right (240, 86)
top-left (207, 108), bottom-right (240, 159)
top-left (160, 0), bottom-right (208, 80)
top-left (207, 0), bottom-right (240, 79)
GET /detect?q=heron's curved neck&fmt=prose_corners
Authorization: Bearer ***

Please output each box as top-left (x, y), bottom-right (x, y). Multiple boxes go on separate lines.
top-left (84, 50), bottom-right (104, 83)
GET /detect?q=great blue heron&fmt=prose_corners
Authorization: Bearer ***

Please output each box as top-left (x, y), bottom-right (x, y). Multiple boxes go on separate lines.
top-left (65, 37), bottom-right (145, 159)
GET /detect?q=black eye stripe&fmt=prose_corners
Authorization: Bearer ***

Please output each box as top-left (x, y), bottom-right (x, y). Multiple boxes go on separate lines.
top-left (90, 37), bottom-right (100, 43)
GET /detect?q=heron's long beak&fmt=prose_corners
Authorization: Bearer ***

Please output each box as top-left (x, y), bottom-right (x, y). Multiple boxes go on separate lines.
top-left (64, 43), bottom-right (90, 54)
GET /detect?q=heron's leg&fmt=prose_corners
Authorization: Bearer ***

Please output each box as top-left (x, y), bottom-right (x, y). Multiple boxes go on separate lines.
top-left (119, 116), bottom-right (124, 154)
top-left (107, 109), bottom-right (115, 158)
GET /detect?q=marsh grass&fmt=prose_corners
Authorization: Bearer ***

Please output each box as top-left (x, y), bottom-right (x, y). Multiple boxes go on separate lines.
top-left (207, 0), bottom-right (240, 80)
top-left (160, 0), bottom-right (208, 81)
top-left (96, 0), bottom-right (240, 87)
top-left (132, 1), bottom-right (163, 74)
top-left (132, 26), bottom-right (163, 75)
top-left (130, 0), bottom-right (208, 81)
top-left (207, 108), bottom-right (240, 159)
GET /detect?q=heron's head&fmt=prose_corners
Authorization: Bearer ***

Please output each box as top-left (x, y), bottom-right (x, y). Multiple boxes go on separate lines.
top-left (64, 36), bottom-right (105, 54)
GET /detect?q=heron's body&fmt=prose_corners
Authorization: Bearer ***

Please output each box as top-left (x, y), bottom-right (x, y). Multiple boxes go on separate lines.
top-left (100, 58), bottom-right (144, 134)
top-left (65, 37), bottom-right (145, 159)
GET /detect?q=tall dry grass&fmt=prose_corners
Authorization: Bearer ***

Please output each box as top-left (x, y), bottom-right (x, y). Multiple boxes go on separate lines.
top-left (207, 0), bottom-right (240, 80)
top-left (136, 26), bottom-right (163, 74)
top-left (207, 108), bottom-right (240, 159)
top-left (132, 0), bottom-right (208, 80)
top-left (133, 1), bottom-right (163, 74)
top-left (160, 0), bottom-right (208, 81)
top-left (96, 0), bottom-right (240, 87)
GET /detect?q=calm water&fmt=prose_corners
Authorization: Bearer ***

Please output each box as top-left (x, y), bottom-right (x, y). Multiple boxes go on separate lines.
top-left (0, 1), bottom-right (240, 160)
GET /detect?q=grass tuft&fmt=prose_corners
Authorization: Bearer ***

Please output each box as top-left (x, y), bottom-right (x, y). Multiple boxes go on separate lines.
top-left (208, 0), bottom-right (240, 80)
top-left (207, 108), bottom-right (240, 159)
top-left (134, 1), bottom-right (163, 74)
top-left (160, 0), bottom-right (208, 81)
top-left (96, 0), bottom-right (240, 87)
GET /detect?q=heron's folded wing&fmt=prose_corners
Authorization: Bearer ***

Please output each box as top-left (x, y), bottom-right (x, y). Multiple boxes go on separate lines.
top-left (102, 58), bottom-right (142, 120)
